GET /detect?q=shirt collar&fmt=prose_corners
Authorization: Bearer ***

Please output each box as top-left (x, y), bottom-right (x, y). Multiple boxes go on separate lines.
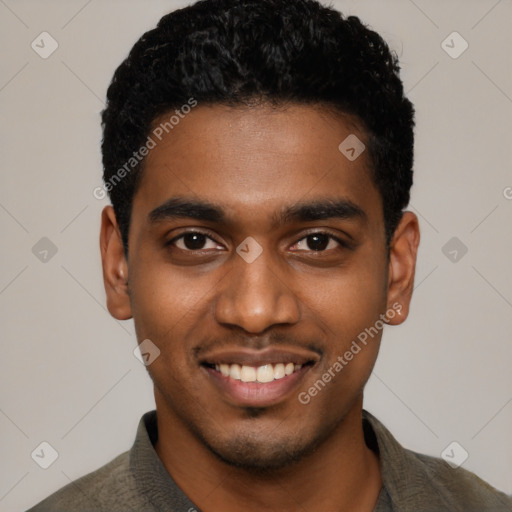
top-left (129, 410), bottom-right (199, 511)
top-left (129, 408), bottom-right (461, 512)
top-left (362, 409), bottom-right (460, 511)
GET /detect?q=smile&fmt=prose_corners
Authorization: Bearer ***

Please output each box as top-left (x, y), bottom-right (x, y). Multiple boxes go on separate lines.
top-left (199, 347), bottom-right (320, 406)
top-left (212, 362), bottom-right (303, 383)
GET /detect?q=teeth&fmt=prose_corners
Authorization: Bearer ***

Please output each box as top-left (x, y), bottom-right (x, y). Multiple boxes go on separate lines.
top-left (211, 362), bottom-right (303, 383)
top-left (285, 362), bottom-right (295, 376)
top-left (229, 364), bottom-right (241, 380)
top-left (240, 365), bottom-right (257, 382)
top-left (273, 363), bottom-right (285, 379)
top-left (256, 364), bottom-right (274, 383)
top-left (219, 364), bottom-right (230, 377)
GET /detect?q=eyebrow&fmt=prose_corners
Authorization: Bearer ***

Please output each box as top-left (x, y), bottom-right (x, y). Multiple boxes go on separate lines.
top-left (275, 198), bottom-right (366, 225)
top-left (147, 196), bottom-right (367, 227)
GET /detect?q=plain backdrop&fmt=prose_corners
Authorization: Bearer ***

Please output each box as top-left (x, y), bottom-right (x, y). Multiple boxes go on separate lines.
top-left (1, 0), bottom-right (511, 510)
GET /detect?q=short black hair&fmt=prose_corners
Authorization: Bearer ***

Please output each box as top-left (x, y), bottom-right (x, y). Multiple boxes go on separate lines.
top-left (101, 0), bottom-right (414, 255)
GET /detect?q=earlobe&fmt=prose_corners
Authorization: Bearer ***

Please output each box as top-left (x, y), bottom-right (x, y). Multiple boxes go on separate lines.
top-left (386, 211), bottom-right (420, 325)
top-left (100, 206), bottom-right (133, 320)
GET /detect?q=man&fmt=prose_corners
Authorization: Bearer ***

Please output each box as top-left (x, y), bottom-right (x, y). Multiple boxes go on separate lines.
top-left (29, 0), bottom-right (512, 510)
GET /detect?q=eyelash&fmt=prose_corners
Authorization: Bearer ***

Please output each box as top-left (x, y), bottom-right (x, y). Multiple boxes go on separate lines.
top-left (166, 230), bottom-right (349, 253)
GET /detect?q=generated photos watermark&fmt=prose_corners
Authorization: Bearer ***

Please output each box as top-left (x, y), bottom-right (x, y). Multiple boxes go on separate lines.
top-left (93, 97), bottom-right (198, 200)
top-left (298, 302), bottom-right (402, 405)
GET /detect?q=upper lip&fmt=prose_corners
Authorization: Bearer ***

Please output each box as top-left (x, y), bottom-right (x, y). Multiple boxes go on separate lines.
top-left (199, 347), bottom-right (320, 367)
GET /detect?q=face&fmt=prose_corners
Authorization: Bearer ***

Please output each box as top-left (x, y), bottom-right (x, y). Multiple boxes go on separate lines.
top-left (101, 104), bottom-right (419, 471)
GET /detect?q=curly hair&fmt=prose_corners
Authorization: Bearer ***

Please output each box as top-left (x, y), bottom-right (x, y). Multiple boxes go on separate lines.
top-left (101, 0), bottom-right (414, 254)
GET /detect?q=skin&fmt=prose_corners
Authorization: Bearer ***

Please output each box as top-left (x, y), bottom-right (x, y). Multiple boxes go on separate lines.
top-left (100, 104), bottom-right (420, 512)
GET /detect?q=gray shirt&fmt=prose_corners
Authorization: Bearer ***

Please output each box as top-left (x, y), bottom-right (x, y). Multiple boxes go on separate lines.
top-left (27, 409), bottom-right (512, 511)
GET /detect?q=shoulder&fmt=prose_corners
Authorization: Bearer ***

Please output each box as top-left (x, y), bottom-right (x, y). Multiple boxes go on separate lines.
top-left (401, 448), bottom-right (512, 511)
top-left (363, 410), bottom-right (512, 511)
top-left (26, 450), bottom-right (150, 512)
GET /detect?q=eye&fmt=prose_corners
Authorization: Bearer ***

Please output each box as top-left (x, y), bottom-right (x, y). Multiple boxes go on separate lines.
top-left (168, 231), bottom-right (223, 251)
top-left (291, 232), bottom-right (346, 252)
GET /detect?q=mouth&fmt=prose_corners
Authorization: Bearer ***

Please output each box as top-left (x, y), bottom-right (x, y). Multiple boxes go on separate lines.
top-left (203, 361), bottom-right (308, 383)
top-left (199, 348), bottom-right (319, 407)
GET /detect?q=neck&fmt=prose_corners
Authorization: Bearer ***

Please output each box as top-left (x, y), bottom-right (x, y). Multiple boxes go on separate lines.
top-left (154, 395), bottom-right (382, 512)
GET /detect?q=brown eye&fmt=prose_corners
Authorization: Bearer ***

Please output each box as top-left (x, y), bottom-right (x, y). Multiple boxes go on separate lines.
top-left (168, 231), bottom-right (223, 252)
top-left (181, 233), bottom-right (208, 250)
top-left (304, 234), bottom-right (330, 251)
top-left (292, 233), bottom-right (345, 252)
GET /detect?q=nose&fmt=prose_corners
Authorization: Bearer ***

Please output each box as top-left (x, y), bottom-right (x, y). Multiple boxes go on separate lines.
top-left (213, 248), bottom-right (300, 334)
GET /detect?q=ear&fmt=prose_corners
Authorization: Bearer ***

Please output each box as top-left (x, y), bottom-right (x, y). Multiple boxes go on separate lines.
top-left (100, 206), bottom-right (133, 320)
top-left (385, 211), bottom-right (420, 325)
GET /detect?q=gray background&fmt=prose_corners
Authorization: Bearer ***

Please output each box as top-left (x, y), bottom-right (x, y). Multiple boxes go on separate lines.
top-left (1, 0), bottom-right (511, 510)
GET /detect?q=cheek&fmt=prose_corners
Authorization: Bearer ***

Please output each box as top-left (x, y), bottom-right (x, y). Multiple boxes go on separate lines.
top-left (307, 257), bottom-right (387, 336)
top-left (300, 250), bottom-right (387, 394)
top-left (128, 254), bottom-right (209, 340)
top-left (298, 274), bottom-right (384, 417)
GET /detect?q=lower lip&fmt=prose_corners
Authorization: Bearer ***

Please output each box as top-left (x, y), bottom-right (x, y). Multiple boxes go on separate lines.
top-left (203, 365), bottom-right (312, 407)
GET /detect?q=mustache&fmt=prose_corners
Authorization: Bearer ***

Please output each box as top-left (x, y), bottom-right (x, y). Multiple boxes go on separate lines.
top-left (193, 331), bottom-right (324, 357)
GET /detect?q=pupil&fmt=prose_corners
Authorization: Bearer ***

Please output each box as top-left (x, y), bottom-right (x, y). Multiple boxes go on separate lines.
top-left (307, 234), bottom-right (329, 251)
top-left (184, 233), bottom-right (206, 250)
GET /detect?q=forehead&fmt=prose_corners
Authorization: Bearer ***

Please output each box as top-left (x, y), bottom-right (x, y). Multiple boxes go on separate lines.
top-left (132, 104), bottom-right (381, 230)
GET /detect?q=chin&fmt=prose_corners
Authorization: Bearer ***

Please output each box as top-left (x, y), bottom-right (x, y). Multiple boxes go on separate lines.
top-left (199, 424), bottom-right (328, 474)
top-left (210, 440), bottom-right (311, 473)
